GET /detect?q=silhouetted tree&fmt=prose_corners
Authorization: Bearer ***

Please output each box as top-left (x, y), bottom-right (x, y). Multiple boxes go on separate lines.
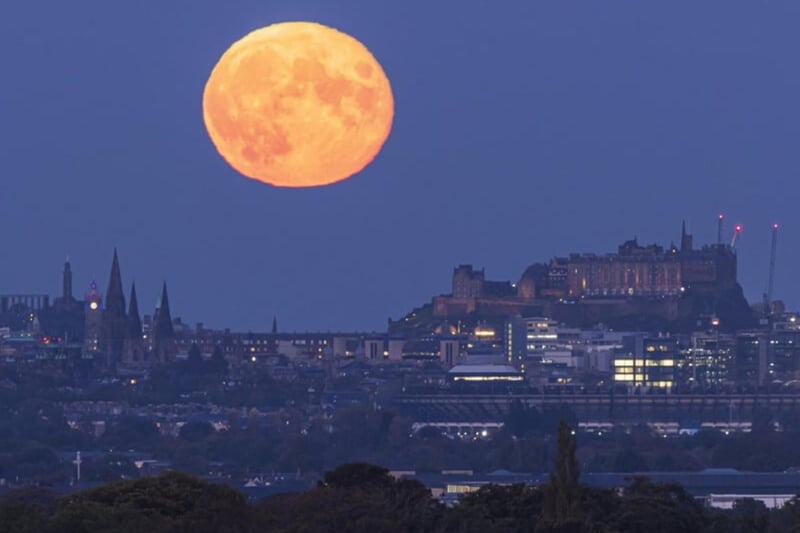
top-left (50, 471), bottom-right (249, 533)
top-left (612, 477), bottom-right (705, 533)
top-left (542, 420), bottom-right (581, 526)
top-left (770, 496), bottom-right (800, 532)
top-left (257, 463), bottom-right (444, 532)
top-left (729, 497), bottom-right (769, 533)
top-left (448, 483), bottom-right (543, 532)
top-left (320, 462), bottom-right (394, 490)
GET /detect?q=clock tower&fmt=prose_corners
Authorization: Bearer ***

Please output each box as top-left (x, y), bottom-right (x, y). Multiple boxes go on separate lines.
top-left (83, 282), bottom-right (103, 354)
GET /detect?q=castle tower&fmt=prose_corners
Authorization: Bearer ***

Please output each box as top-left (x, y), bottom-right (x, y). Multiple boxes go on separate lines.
top-left (452, 265), bottom-right (485, 298)
top-left (123, 283), bottom-right (145, 364)
top-left (100, 249), bottom-right (128, 366)
top-left (151, 282), bottom-right (176, 363)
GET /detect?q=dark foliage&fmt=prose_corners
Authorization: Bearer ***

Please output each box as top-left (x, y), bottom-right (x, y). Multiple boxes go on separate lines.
top-left (1, 462), bottom-right (799, 532)
top-left (256, 462), bottom-right (446, 532)
top-left (49, 471), bottom-right (250, 533)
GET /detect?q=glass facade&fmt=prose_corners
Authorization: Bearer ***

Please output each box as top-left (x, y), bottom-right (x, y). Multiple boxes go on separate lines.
top-left (613, 335), bottom-right (679, 388)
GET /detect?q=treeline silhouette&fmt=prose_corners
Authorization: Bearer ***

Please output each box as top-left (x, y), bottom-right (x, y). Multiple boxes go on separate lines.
top-left (2, 422), bottom-right (800, 532)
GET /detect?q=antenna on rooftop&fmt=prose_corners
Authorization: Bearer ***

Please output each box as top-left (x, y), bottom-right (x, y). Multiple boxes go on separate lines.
top-left (762, 223), bottom-right (779, 318)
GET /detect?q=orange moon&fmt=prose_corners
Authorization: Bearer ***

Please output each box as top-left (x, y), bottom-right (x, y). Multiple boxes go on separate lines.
top-left (202, 22), bottom-right (394, 188)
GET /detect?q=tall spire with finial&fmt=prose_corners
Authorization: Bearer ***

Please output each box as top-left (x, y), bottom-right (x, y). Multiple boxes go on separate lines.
top-left (151, 282), bottom-right (176, 363)
top-left (127, 282), bottom-right (142, 339)
top-left (105, 248), bottom-right (126, 317)
top-left (101, 248), bottom-right (128, 363)
top-left (154, 282), bottom-right (174, 339)
top-left (272, 316), bottom-right (278, 334)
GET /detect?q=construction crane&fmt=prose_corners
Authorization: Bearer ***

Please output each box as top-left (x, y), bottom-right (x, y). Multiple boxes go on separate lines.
top-left (730, 224), bottom-right (743, 250)
top-left (763, 223), bottom-right (779, 317)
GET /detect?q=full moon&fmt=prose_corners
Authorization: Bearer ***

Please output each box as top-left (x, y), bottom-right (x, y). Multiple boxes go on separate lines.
top-left (203, 22), bottom-right (394, 188)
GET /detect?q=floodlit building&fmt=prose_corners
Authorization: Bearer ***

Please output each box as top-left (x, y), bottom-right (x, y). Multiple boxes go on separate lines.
top-left (613, 335), bottom-right (680, 389)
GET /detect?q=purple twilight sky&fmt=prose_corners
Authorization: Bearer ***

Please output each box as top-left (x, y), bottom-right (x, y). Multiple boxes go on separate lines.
top-left (1, 0), bottom-right (799, 331)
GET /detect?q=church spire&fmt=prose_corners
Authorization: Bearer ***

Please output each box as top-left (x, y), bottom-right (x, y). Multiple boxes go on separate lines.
top-left (100, 248), bottom-right (128, 365)
top-left (105, 248), bottom-right (126, 318)
top-left (272, 316), bottom-right (278, 334)
top-left (154, 282), bottom-right (174, 339)
top-left (127, 282), bottom-right (142, 338)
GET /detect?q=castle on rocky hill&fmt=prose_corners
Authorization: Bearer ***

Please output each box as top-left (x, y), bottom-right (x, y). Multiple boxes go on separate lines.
top-left (391, 222), bottom-right (753, 335)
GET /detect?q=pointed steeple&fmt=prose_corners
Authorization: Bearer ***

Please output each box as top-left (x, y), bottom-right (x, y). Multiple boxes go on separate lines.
top-left (272, 316), bottom-right (278, 334)
top-left (127, 282), bottom-right (142, 338)
top-left (154, 282), bottom-right (174, 339)
top-left (101, 248), bottom-right (128, 364)
top-left (105, 248), bottom-right (126, 318)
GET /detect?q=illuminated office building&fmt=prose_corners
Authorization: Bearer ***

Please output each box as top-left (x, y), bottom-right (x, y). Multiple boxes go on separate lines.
top-left (614, 335), bottom-right (680, 389)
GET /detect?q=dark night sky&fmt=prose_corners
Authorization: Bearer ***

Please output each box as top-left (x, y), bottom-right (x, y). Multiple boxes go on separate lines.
top-left (1, 1), bottom-right (799, 332)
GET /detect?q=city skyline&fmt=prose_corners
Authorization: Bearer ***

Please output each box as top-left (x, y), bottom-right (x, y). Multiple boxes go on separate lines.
top-left (2, 1), bottom-right (800, 331)
top-left (1, 218), bottom-right (781, 333)
top-left (6, 2), bottom-right (800, 525)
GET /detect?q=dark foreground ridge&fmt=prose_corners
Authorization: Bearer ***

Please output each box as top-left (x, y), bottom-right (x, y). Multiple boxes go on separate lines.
top-left (3, 453), bottom-right (800, 531)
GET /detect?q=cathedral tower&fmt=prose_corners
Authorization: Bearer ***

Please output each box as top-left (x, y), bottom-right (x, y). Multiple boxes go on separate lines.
top-left (83, 282), bottom-right (103, 354)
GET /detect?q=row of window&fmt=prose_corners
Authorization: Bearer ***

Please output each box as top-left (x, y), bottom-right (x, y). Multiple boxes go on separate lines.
top-left (614, 359), bottom-right (675, 367)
